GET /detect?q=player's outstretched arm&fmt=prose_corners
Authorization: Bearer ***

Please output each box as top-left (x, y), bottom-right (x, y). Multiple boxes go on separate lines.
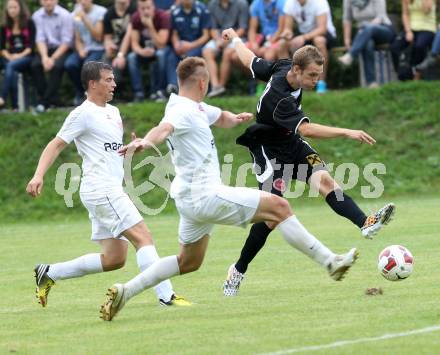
top-left (214, 111), bottom-right (253, 128)
top-left (26, 137), bottom-right (67, 197)
top-left (298, 122), bottom-right (376, 145)
top-left (118, 123), bottom-right (174, 156)
top-left (222, 28), bottom-right (255, 69)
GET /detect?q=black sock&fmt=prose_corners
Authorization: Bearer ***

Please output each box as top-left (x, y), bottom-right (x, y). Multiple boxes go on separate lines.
top-left (325, 189), bottom-right (367, 228)
top-left (235, 222), bottom-right (273, 274)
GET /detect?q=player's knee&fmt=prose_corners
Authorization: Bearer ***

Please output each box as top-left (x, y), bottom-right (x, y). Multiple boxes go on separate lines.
top-left (178, 255), bottom-right (203, 274)
top-left (321, 173), bottom-right (338, 191)
top-left (271, 195), bottom-right (291, 221)
top-left (179, 259), bottom-right (202, 274)
top-left (313, 36), bottom-right (326, 48)
top-left (103, 255), bottom-right (126, 271)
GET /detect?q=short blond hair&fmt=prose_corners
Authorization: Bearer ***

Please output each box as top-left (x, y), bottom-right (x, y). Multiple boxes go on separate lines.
top-left (292, 45), bottom-right (324, 70)
top-left (176, 57), bottom-right (207, 85)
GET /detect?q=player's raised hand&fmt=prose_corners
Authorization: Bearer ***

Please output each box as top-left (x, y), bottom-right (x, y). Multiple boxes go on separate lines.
top-left (222, 28), bottom-right (238, 42)
top-left (236, 112), bottom-right (253, 122)
top-left (118, 132), bottom-right (146, 156)
top-left (26, 176), bottom-right (44, 198)
top-left (346, 129), bottom-right (376, 145)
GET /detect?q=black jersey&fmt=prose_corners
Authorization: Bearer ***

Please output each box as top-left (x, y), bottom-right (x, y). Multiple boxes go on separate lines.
top-left (237, 57), bottom-right (311, 158)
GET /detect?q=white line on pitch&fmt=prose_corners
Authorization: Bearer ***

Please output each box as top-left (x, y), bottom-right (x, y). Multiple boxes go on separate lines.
top-left (259, 325), bottom-right (440, 355)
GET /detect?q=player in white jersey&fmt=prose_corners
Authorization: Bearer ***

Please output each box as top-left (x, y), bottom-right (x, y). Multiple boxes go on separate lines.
top-left (26, 61), bottom-right (190, 309)
top-left (99, 57), bottom-right (359, 321)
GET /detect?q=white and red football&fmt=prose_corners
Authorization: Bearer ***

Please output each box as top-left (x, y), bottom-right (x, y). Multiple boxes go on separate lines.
top-left (378, 245), bottom-right (414, 281)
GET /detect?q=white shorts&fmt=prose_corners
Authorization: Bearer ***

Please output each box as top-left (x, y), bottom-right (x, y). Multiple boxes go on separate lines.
top-left (80, 191), bottom-right (143, 241)
top-left (175, 185), bottom-right (261, 245)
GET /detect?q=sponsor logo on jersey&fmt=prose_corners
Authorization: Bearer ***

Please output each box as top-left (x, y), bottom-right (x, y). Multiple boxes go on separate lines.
top-left (104, 142), bottom-right (123, 151)
top-left (306, 154), bottom-right (323, 167)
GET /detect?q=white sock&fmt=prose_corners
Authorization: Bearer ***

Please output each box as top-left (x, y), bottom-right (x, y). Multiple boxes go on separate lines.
top-left (276, 216), bottom-right (334, 266)
top-left (47, 253), bottom-right (103, 281)
top-left (136, 245), bottom-right (175, 302)
top-left (124, 255), bottom-right (180, 301)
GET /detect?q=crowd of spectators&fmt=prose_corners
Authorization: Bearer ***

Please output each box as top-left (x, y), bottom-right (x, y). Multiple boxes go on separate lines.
top-left (0, 0), bottom-right (439, 111)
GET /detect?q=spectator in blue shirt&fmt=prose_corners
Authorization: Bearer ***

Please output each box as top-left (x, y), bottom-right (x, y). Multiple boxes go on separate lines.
top-left (167, 0), bottom-right (211, 89)
top-left (247, 0), bottom-right (286, 61)
top-left (154, 0), bottom-right (177, 11)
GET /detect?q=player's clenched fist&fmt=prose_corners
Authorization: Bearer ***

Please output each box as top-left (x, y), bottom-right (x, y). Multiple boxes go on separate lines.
top-left (222, 28), bottom-right (238, 42)
top-left (236, 112), bottom-right (253, 122)
top-left (26, 176), bottom-right (43, 197)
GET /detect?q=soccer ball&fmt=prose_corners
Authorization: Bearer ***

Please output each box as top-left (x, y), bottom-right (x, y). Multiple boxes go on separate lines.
top-left (377, 245), bottom-right (414, 281)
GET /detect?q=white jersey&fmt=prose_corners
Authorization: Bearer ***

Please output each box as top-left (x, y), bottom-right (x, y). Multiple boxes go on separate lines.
top-left (57, 99), bottom-right (124, 195)
top-left (284, 0), bottom-right (336, 38)
top-left (161, 94), bottom-right (222, 199)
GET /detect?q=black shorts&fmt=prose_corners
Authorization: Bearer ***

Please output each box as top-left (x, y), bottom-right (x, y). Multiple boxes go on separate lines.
top-left (304, 32), bottom-right (337, 49)
top-left (249, 138), bottom-right (327, 197)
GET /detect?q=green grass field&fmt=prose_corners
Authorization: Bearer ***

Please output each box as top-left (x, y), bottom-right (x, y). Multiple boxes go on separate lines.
top-left (1, 195), bottom-right (439, 354)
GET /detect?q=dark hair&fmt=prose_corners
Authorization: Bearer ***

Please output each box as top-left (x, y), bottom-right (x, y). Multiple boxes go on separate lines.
top-left (292, 45), bottom-right (324, 70)
top-left (2, 0), bottom-right (30, 29)
top-left (176, 57), bottom-right (207, 85)
top-left (81, 61), bottom-right (113, 90)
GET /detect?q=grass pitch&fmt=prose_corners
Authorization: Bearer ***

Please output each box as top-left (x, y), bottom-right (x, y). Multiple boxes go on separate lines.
top-left (1, 196), bottom-right (439, 354)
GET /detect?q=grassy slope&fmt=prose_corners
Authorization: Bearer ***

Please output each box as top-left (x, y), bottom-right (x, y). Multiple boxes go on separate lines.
top-left (1, 81), bottom-right (439, 221)
top-left (1, 196), bottom-right (439, 354)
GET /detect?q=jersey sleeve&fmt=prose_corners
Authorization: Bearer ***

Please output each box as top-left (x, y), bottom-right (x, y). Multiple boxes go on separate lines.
top-left (56, 109), bottom-right (87, 144)
top-left (161, 109), bottom-right (192, 135)
top-left (283, 0), bottom-right (294, 16)
top-left (273, 96), bottom-right (310, 133)
top-left (250, 1), bottom-right (259, 18)
top-left (200, 103), bottom-right (222, 125)
top-left (250, 56), bottom-right (275, 82)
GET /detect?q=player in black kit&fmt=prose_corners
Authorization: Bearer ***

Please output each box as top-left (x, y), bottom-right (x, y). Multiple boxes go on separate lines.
top-left (221, 28), bottom-right (396, 296)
